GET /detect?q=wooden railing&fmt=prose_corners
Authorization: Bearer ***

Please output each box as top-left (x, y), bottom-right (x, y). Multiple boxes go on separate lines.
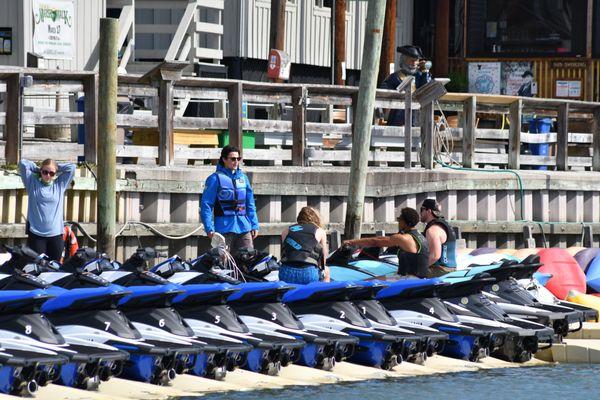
top-left (2, 65), bottom-right (600, 172)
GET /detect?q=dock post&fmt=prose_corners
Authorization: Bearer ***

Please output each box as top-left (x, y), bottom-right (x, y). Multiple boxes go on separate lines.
top-left (508, 99), bottom-right (522, 170)
top-left (97, 18), bottom-right (119, 258)
top-left (462, 96), bottom-right (476, 168)
top-left (556, 103), bottom-right (569, 171)
top-left (5, 73), bottom-right (23, 164)
top-left (344, 0), bottom-right (386, 239)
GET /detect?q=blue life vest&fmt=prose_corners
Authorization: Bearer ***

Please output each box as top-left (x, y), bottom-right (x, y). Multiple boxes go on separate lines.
top-left (424, 218), bottom-right (457, 268)
top-left (214, 172), bottom-right (247, 216)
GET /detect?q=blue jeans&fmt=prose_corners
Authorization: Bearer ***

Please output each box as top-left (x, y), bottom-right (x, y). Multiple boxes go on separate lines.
top-left (278, 264), bottom-right (320, 284)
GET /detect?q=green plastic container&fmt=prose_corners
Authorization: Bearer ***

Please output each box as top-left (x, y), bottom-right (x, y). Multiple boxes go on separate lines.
top-left (219, 130), bottom-right (256, 149)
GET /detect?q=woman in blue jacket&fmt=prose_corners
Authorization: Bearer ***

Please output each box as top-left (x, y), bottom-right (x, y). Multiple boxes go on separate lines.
top-left (19, 158), bottom-right (76, 261)
top-left (201, 146), bottom-right (259, 254)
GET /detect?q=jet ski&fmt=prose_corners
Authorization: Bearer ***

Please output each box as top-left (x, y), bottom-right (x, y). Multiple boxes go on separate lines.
top-left (375, 278), bottom-right (496, 362)
top-left (445, 256), bottom-right (584, 339)
top-left (437, 274), bottom-right (551, 362)
top-left (282, 281), bottom-right (412, 369)
top-left (348, 280), bottom-right (448, 364)
top-left (74, 247), bottom-right (206, 384)
top-left (519, 272), bottom-right (599, 322)
top-left (154, 249), bottom-right (310, 375)
top-left (327, 245), bottom-right (398, 281)
top-left (2, 245), bottom-right (197, 386)
top-left (177, 247), bottom-right (360, 370)
top-left (0, 289), bottom-right (69, 396)
top-left (0, 245), bottom-right (131, 389)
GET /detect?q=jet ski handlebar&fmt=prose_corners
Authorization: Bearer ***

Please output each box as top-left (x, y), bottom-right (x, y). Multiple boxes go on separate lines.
top-left (121, 247), bottom-right (168, 271)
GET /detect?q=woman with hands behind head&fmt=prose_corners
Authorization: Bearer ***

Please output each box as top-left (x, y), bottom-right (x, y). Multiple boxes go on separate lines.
top-left (19, 158), bottom-right (75, 262)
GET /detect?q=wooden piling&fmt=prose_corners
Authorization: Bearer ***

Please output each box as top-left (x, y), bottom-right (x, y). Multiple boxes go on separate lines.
top-left (344, 0), bottom-right (386, 239)
top-left (97, 18), bottom-right (119, 257)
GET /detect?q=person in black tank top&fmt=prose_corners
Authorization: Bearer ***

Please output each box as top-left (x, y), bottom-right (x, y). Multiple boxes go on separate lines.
top-left (344, 207), bottom-right (430, 278)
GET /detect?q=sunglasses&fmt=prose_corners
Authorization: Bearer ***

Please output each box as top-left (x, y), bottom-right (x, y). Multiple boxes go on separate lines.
top-left (227, 157), bottom-right (242, 161)
top-left (41, 170), bottom-right (56, 177)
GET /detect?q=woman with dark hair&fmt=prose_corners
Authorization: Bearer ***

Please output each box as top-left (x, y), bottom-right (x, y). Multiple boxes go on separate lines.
top-left (279, 206), bottom-right (330, 284)
top-left (19, 158), bottom-right (76, 261)
top-left (200, 145), bottom-right (259, 254)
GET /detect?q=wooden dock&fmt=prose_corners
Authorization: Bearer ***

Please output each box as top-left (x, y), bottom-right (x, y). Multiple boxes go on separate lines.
top-left (0, 355), bottom-right (550, 400)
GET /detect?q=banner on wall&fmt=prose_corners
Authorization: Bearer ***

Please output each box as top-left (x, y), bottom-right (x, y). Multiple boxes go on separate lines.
top-left (32, 0), bottom-right (74, 60)
top-left (468, 62), bottom-right (501, 94)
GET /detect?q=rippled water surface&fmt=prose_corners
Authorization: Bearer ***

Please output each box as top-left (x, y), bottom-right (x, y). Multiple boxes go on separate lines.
top-left (186, 364), bottom-right (599, 400)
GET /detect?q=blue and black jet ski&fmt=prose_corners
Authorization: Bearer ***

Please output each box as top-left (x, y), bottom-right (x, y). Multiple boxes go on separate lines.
top-left (375, 278), bottom-right (496, 362)
top-left (70, 247), bottom-right (207, 383)
top-left (0, 289), bottom-right (70, 396)
top-left (444, 256), bottom-right (584, 339)
top-left (162, 247), bottom-right (360, 371)
top-left (0, 245), bottom-right (131, 390)
top-left (154, 249), bottom-right (309, 375)
top-left (436, 274), bottom-right (549, 362)
top-left (282, 281), bottom-right (413, 369)
top-left (347, 280), bottom-right (448, 364)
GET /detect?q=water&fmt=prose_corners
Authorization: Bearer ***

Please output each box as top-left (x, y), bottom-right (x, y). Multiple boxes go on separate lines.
top-left (187, 364), bottom-right (599, 400)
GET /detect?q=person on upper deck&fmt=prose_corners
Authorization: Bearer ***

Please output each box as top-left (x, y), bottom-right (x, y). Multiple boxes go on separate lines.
top-left (380, 45), bottom-right (432, 126)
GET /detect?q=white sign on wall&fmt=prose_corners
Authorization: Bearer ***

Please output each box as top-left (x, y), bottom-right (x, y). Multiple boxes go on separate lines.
top-left (468, 62), bottom-right (501, 94)
top-left (32, 0), bottom-right (74, 60)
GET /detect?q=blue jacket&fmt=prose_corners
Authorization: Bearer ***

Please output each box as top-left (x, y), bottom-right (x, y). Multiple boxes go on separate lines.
top-left (200, 164), bottom-right (259, 235)
top-left (19, 160), bottom-right (75, 237)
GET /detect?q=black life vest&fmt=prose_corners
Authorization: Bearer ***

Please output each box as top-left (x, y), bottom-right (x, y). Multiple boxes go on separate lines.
top-left (281, 223), bottom-right (323, 268)
top-left (396, 229), bottom-right (430, 278)
top-left (424, 218), bottom-right (457, 268)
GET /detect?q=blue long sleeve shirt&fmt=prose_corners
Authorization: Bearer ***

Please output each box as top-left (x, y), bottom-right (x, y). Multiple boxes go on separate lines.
top-left (19, 160), bottom-right (75, 237)
top-left (200, 164), bottom-right (259, 235)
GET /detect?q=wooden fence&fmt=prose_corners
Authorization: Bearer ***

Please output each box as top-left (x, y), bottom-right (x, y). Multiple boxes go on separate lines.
top-left (2, 65), bottom-right (600, 172)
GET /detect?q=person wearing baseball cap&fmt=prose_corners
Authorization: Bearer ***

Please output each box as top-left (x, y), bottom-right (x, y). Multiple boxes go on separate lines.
top-left (420, 199), bottom-right (457, 277)
top-left (380, 45), bottom-right (432, 126)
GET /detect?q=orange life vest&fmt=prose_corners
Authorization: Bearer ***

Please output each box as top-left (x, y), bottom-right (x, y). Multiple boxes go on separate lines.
top-left (61, 225), bottom-right (79, 263)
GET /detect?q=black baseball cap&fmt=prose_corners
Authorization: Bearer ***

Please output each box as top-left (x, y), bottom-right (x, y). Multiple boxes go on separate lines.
top-left (421, 199), bottom-right (442, 217)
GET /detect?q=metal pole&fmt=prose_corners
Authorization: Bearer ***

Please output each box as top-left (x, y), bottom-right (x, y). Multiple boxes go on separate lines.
top-left (344, 0), bottom-right (386, 239)
top-left (97, 18), bottom-right (119, 258)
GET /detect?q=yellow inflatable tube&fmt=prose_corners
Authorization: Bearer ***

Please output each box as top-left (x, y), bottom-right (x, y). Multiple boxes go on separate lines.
top-left (566, 290), bottom-right (600, 316)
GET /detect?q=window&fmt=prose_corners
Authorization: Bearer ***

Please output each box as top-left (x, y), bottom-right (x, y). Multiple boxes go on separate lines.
top-left (466, 0), bottom-right (588, 57)
top-left (315, 0), bottom-right (333, 8)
